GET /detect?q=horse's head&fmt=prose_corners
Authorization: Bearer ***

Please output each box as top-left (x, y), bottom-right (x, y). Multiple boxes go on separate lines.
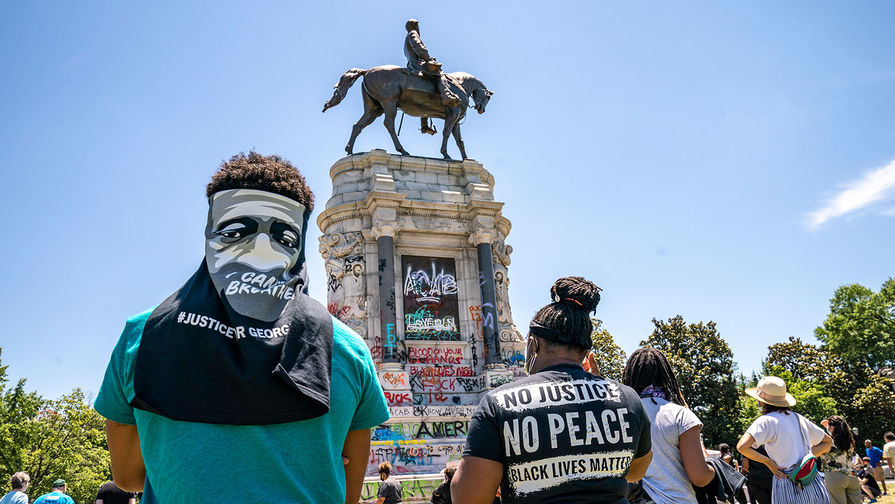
top-left (471, 87), bottom-right (494, 114)
top-left (453, 73), bottom-right (493, 115)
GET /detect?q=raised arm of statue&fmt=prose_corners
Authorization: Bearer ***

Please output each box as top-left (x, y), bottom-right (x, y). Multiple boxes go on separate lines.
top-left (407, 31), bottom-right (431, 60)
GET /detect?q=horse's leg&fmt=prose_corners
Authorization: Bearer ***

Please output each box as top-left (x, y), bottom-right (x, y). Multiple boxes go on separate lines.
top-left (451, 122), bottom-right (467, 160)
top-left (346, 89), bottom-right (382, 154)
top-left (382, 101), bottom-right (409, 156)
top-left (441, 108), bottom-right (460, 160)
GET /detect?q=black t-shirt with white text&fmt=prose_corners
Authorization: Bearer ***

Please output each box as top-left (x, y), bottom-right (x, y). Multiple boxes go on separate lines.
top-left (463, 364), bottom-right (651, 503)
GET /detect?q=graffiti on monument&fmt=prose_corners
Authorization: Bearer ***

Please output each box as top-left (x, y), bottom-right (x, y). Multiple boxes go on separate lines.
top-left (402, 256), bottom-right (461, 341)
top-left (368, 442), bottom-right (466, 474)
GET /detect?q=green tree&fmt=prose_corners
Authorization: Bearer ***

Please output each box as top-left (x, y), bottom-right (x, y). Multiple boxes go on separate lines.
top-left (643, 316), bottom-right (739, 446)
top-left (761, 335), bottom-right (893, 442)
top-left (734, 374), bottom-right (761, 439)
top-left (590, 318), bottom-right (626, 381)
top-left (815, 278), bottom-right (895, 368)
top-left (0, 348), bottom-right (111, 504)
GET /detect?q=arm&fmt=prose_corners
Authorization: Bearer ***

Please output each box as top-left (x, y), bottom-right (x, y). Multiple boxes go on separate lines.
top-left (737, 433), bottom-right (786, 479)
top-left (742, 457), bottom-right (750, 473)
top-left (342, 429), bottom-right (372, 504)
top-left (451, 456), bottom-right (504, 504)
top-left (105, 420), bottom-right (146, 491)
top-left (627, 451), bottom-right (653, 482)
top-left (679, 426), bottom-right (715, 487)
top-left (96, 500), bottom-right (104, 504)
top-left (811, 433), bottom-right (833, 457)
top-left (128, 499), bottom-right (135, 504)
top-left (407, 32), bottom-right (431, 60)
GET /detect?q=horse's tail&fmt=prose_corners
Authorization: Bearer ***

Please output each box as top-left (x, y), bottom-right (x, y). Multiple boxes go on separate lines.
top-left (322, 68), bottom-right (368, 112)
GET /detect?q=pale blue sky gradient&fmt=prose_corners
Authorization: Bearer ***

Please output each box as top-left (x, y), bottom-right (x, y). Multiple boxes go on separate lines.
top-left (2, 1), bottom-right (894, 399)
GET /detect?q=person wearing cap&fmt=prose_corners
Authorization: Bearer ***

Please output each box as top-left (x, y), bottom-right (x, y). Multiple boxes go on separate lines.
top-left (0, 472), bottom-right (30, 504)
top-left (736, 376), bottom-right (833, 504)
top-left (33, 480), bottom-right (75, 504)
top-left (451, 277), bottom-right (653, 504)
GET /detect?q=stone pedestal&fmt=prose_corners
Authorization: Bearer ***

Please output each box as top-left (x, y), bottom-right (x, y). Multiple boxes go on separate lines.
top-left (317, 150), bottom-right (525, 479)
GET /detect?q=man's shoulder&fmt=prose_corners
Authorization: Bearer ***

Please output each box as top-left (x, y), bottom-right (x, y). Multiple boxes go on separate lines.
top-left (331, 316), bottom-right (374, 363)
top-left (121, 306), bottom-right (156, 340)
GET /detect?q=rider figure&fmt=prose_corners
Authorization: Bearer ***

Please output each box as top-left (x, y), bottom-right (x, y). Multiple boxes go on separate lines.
top-left (404, 19), bottom-right (461, 135)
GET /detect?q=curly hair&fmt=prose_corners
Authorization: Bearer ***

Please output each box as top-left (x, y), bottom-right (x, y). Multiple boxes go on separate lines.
top-left (826, 415), bottom-right (855, 452)
top-left (529, 276), bottom-right (601, 352)
top-left (206, 151), bottom-right (314, 212)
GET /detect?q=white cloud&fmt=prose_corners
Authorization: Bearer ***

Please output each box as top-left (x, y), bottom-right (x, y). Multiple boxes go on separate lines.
top-left (807, 158), bottom-right (895, 230)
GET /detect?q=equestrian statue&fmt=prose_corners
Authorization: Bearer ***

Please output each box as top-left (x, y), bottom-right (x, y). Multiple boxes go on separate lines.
top-left (323, 19), bottom-right (493, 160)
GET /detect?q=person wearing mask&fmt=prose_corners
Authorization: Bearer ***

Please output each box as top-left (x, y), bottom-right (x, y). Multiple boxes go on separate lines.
top-left (94, 152), bottom-right (389, 503)
top-left (451, 277), bottom-right (652, 503)
top-left (737, 376), bottom-right (833, 504)
top-left (377, 462), bottom-right (402, 504)
top-left (857, 461), bottom-right (881, 502)
top-left (430, 466), bottom-right (456, 504)
top-left (819, 416), bottom-right (861, 504)
top-left (622, 348), bottom-right (715, 504)
top-left (0, 472), bottom-right (29, 504)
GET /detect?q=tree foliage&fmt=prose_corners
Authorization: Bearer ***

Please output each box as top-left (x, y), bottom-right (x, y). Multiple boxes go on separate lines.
top-left (0, 348), bottom-right (111, 504)
top-left (815, 278), bottom-right (895, 368)
top-left (762, 333), bottom-right (894, 442)
top-left (590, 318), bottom-right (626, 381)
top-left (643, 315), bottom-right (739, 446)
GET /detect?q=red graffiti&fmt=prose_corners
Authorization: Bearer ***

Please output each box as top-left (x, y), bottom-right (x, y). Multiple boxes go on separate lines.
top-left (327, 303), bottom-right (351, 322)
top-left (408, 346), bottom-right (463, 365)
top-left (384, 391), bottom-right (411, 405)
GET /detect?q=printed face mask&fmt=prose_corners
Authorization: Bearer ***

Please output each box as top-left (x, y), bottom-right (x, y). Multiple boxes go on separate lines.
top-left (205, 189), bottom-right (306, 322)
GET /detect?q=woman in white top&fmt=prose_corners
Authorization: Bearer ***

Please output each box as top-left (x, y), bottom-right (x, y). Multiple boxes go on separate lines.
top-left (622, 348), bottom-right (716, 504)
top-left (737, 376), bottom-right (833, 504)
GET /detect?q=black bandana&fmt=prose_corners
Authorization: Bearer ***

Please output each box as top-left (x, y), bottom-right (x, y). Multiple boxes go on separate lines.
top-left (132, 189), bottom-right (332, 425)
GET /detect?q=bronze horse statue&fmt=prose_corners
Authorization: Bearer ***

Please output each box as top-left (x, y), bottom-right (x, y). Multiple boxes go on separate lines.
top-left (323, 66), bottom-right (493, 160)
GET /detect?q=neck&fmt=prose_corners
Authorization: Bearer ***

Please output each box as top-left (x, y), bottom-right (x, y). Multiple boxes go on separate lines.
top-left (532, 355), bottom-right (582, 373)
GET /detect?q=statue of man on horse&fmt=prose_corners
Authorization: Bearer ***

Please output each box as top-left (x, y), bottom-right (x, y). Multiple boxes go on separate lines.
top-left (403, 18), bottom-right (461, 135)
top-left (322, 19), bottom-right (493, 160)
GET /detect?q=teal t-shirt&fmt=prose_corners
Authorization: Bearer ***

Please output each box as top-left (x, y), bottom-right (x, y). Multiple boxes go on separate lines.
top-left (95, 308), bottom-right (389, 504)
top-left (32, 492), bottom-right (75, 504)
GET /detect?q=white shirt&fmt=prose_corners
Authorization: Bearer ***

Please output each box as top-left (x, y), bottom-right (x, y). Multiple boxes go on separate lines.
top-left (641, 396), bottom-right (703, 504)
top-left (746, 411), bottom-right (826, 468)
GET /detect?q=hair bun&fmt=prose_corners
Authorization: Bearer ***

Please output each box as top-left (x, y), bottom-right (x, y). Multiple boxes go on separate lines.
top-left (550, 276), bottom-right (601, 313)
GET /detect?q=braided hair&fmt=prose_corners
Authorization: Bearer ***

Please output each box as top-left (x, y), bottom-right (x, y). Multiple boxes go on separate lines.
top-left (529, 277), bottom-right (601, 351)
top-left (622, 347), bottom-right (689, 408)
top-left (826, 415), bottom-right (855, 452)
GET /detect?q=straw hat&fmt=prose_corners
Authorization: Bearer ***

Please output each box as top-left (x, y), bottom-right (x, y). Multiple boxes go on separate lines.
top-left (745, 376), bottom-right (796, 407)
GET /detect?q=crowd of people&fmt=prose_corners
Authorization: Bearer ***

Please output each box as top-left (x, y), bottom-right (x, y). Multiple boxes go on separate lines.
top-left (0, 477), bottom-right (135, 504)
top-left (5, 154), bottom-right (891, 503)
top-left (445, 276), bottom-right (894, 504)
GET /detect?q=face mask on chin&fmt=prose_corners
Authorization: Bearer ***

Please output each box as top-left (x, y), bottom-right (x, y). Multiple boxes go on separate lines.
top-left (205, 189), bottom-right (307, 322)
top-left (524, 336), bottom-right (538, 375)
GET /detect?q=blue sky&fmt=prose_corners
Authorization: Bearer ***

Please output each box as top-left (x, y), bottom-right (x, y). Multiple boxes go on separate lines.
top-left (1, 2), bottom-right (894, 400)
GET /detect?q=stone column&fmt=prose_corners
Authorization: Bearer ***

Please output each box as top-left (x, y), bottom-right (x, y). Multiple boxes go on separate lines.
top-left (472, 232), bottom-right (501, 366)
top-left (374, 224), bottom-right (399, 364)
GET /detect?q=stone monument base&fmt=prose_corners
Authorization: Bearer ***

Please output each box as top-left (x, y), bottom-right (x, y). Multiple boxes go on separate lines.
top-left (317, 150), bottom-right (526, 485)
